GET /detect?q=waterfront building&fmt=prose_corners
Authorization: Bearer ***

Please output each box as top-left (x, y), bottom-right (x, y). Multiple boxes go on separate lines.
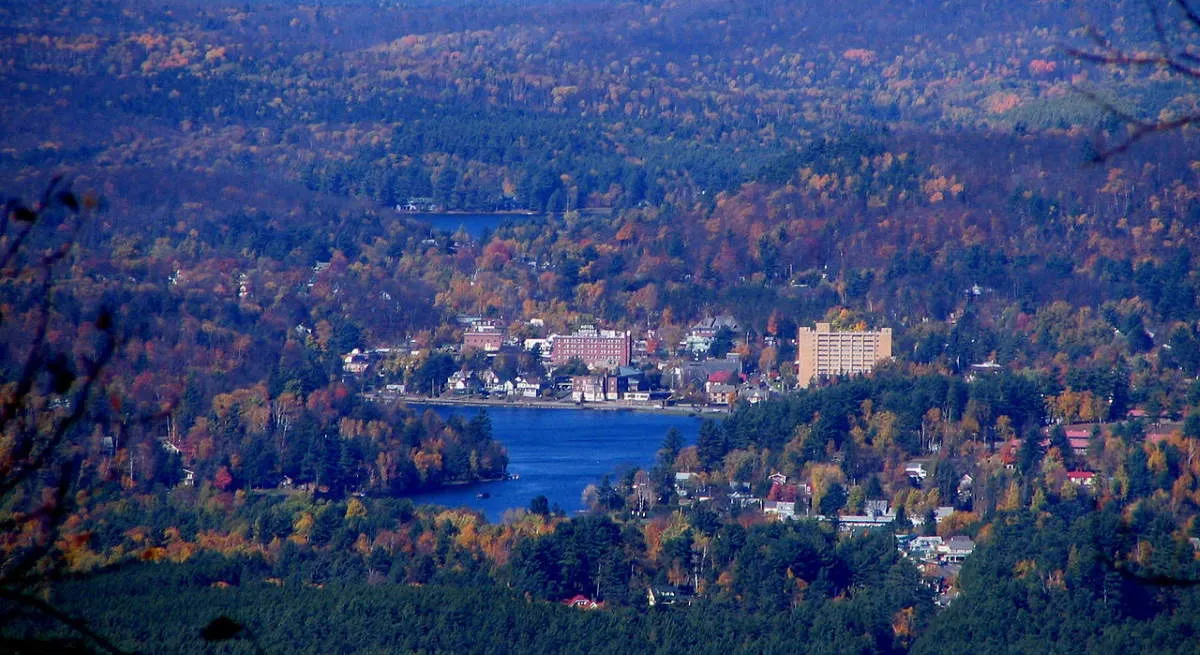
top-left (669, 356), bottom-right (742, 390)
top-left (550, 325), bottom-right (631, 370)
top-left (705, 382), bottom-right (737, 405)
top-left (570, 375), bottom-right (607, 402)
top-left (795, 322), bottom-right (893, 388)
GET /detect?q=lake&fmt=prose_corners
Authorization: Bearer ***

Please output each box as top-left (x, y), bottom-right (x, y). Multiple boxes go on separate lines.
top-left (414, 213), bottom-right (543, 239)
top-left (406, 405), bottom-right (700, 522)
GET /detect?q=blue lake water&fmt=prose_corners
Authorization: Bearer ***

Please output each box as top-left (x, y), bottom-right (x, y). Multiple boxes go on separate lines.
top-left (406, 406), bottom-right (700, 522)
top-left (415, 213), bottom-right (543, 239)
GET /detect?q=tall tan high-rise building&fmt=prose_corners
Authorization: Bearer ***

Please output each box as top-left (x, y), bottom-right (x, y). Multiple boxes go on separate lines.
top-left (795, 323), bottom-right (892, 388)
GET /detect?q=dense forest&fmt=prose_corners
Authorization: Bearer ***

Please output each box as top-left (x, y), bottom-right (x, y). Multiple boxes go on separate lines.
top-left (4, 0), bottom-right (1200, 652)
top-left (4, 488), bottom-right (1198, 653)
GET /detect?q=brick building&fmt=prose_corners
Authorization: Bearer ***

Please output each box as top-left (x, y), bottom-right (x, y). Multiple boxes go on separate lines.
top-left (550, 326), bottom-right (631, 370)
top-left (463, 324), bottom-right (504, 352)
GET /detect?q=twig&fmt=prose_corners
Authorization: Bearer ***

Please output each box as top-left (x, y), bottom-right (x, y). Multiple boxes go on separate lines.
top-left (1064, 2), bottom-right (1200, 160)
top-left (0, 587), bottom-right (132, 655)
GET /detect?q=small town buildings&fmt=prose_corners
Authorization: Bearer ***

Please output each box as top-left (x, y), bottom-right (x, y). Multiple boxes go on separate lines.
top-left (763, 478), bottom-right (808, 519)
top-left (864, 499), bottom-right (890, 517)
top-left (523, 338), bottom-right (552, 356)
top-left (571, 375), bottom-right (607, 402)
top-left (670, 356), bottom-right (743, 390)
top-left (932, 506), bottom-right (955, 524)
top-left (680, 315), bottom-right (740, 354)
top-left (940, 536), bottom-right (976, 562)
top-left (835, 498), bottom-right (895, 531)
top-left (342, 348), bottom-right (371, 375)
top-left (838, 512), bottom-right (896, 531)
top-left (705, 382), bottom-right (737, 405)
top-left (563, 595), bottom-right (603, 610)
top-left (1066, 471), bottom-right (1096, 487)
top-left (396, 197), bottom-right (440, 212)
top-left (647, 585), bottom-right (693, 607)
top-left (477, 370), bottom-right (514, 396)
top-left (560, 367), bottom-right (650, 402)
top-left (763, 500), bottom-right (797, 519)
top-left (901, 536), bottom-right (952, 565)
top-left (729, 490), bottom-right (762, 510)
top-left (795, 322), bottom-right (893, 388)
top-left (740, 388), bottom-right (773, 404)
top-left (906, 536), bottom-right (944, 559)
top-left (623, 389), bottom-right (663, 403)
top-left (514, 377), bottom-right (544, 398)
top-left (682, 333), bottom-right (714, 355)
top-left (615, 366), bottom-right (647, 390)
top-left (967, 361), bottom-right (1004, 379)
top-left (1065, 428), bottom-right (1092, 456)
top-left (447, 370), bottom-right (482, 394)
top-left (904, 462), bottom-right (928, 481)
top-left (674, 471), bottom-right (698, 497)
top-left (478, 369), bottom-right (501, 388)
top-left (692, 315), bottom-right (740, 339)
top-left (957, 474), bottom-right (973, 499)
top-left (603, 375), bottom-right (621, 401)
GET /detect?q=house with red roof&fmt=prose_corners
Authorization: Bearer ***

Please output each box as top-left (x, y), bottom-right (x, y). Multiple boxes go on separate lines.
top-left (1066, 471), bottom-right (1096, 487)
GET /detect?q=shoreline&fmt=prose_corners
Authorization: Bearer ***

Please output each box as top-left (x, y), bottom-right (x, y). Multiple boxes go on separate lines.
top-left (397, 207), bottom-right (616, 218)
top-left (373, 393), bottom-right (723, 417)
top-left (399, 210), bottom-right (540, 217)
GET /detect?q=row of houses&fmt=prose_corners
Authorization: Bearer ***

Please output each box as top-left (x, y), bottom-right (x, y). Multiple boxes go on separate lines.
top-left (445, 370), bottom-right (545, 397)
top-left (394, 197), bottom-right (442, 213)
top-left (674, 472), bottom-right (967, 537)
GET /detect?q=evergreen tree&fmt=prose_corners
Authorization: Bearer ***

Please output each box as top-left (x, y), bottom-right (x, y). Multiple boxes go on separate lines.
top-left (696, 420), bottom-right (726, 470)
top-left (658, 428), bottom-right (684, 467)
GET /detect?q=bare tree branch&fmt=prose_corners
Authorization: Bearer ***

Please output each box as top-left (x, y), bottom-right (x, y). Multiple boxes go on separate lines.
top-left (1065, 0), bottom-right (1200, 160)
top-left (1174, 0), bottom-right (1200, 32)
top-left (0, 588), bottom-right (131, 655)
top-left (1, 180), bottom-right (125, 654)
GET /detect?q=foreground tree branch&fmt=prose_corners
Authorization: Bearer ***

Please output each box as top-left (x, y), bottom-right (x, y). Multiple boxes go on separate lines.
top-left (0, 588), bottom-right (128, 655)
top-left (1065, 0), bottom-right (1200, 160)
top-left (0, 180), bottom-right (127, 653)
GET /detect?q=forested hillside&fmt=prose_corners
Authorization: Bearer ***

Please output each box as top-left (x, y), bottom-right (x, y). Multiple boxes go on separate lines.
top-left (0, 0), bottom-right (1172, 214)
